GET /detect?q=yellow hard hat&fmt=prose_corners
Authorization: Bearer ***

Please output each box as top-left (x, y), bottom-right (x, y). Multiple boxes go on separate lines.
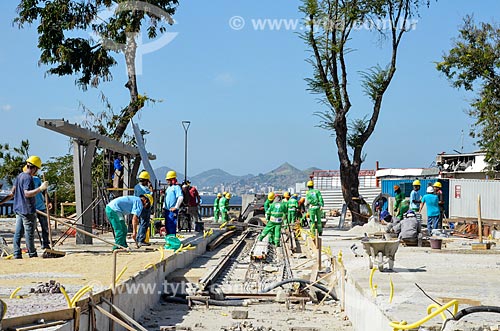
top-left (223, 191), bottom-right (227, 196)
top-left (307, 180), bottom-right (314, 187)
top-left (138, 171), bottom-right (150, 180)
top-left (26, 155), bottom-right (42, 169)
top-left (433, 182), bottom-right (442, 188)
top-left (217, 193), bottom-right (222, 198)
top-left (412, 180), bottom-right (421, 186)
top-left (166, 170), bottom-right (177, 180)
top-left (141, 193), bottom-right (153, 207)
top-left (268, 192), bottom-right (275, 201)
top-left (225, 193), bottom-right (232, 199)
top-left (283, 192), bottom-right (291, 198)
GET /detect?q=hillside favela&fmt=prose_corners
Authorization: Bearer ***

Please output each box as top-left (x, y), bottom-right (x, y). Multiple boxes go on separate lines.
top-left (1, 1), bottom-right (500, 331)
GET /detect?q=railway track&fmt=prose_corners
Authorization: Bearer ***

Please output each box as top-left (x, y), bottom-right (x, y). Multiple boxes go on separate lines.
top-left (199, 228), bottom-right (295, 297)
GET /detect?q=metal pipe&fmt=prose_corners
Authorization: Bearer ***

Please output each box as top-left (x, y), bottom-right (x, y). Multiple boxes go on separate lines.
top-left (260, 278), bottom-right (338, 301)
top-left (37, 210), bottom-right (127, 250)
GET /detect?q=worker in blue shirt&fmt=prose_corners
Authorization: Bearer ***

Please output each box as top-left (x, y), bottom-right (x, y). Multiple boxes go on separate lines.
top-left (163, 171), bottom-right (183, 235)
top-left (106, 194), bottom-right (152, 250)
top-left (33, 175), bottom-right (52, 249)
top-left (409, 180), bottom-right (422, 212)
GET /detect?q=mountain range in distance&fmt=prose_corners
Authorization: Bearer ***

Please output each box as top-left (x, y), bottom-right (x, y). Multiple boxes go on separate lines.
top-left (154, 162), bottom-right (320, 192)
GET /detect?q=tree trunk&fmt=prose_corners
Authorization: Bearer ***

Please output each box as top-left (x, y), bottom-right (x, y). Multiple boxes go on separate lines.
top-left (340, 163), bottom-right (364, 225)
top-left (113, 33), bottom-right (141, 140)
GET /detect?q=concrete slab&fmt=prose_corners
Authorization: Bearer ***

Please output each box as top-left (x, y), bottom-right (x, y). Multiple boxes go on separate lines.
top-left (318, 221), bottom-right (500, 331)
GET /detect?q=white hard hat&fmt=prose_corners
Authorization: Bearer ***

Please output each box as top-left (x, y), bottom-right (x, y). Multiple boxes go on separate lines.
top-left (426, 186), bottom-right (434, 193)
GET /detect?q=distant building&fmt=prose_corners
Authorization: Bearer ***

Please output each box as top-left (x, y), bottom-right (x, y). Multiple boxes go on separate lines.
top-left (311, 170), bottom-right (377, 190)
top-left (437, 151), bottom-right (499, 179)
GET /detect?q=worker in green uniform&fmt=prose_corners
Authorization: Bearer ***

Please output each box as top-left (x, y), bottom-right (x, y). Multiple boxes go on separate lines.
top-left (283, 192), bottom-right (298, 225)
top-left (219, 192), bottom-right (231, 222)
top-left (393, 185), bottom-right (405, 215)
top-left (305, 181), bottom-right (324, 236)
top-left (264, 192), bottom-right (275, 218)
top-left (213, 193), bottom-right (222, 222)
top-left (259, 195), bottom-right (287, 246)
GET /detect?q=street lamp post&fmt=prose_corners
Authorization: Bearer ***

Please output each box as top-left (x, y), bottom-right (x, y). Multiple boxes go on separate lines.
top-left (182, 121), bottom-right (191, 183)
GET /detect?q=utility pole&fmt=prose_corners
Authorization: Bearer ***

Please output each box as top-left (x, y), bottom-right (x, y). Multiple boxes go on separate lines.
top-left (182, 121), bottom-right (191, 183)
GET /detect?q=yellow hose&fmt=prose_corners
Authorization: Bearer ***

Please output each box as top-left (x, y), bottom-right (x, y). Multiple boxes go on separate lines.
top-left (71, 286), bottom-right (90, 303)
top-left (158, 247), bottom-right (164, 262)
top-left (115, 266), bottom-right (128, 284)
top-left (60, 287), bottom-right (72, 308)
top-left (389, 276), bottom-right (394, 304)
top-left (9, 287), bottom-right (21, 299)
top-left (390, 300), bottom-right (459, 330)
top-left (70, 287), bottom-right (92, 307)
top-left (174, 244), bottom-right (184, 254)
top-left (369, 267), bottom-right (377, 297)
top-left (144, 263), bottom-right (156, 270)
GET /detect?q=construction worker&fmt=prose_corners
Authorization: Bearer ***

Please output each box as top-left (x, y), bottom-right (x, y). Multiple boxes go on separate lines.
top-left (134, 171), bottom-right (153, 246)
top-left (410, 180), bottom-right (422, 212)
top-left (393, 185), bottom-right (405, 215)
top-left (186, 180), bottom-right (201, 229)
top-left (420, 186), bottom-right (441, 235)
top-left (297, 197), bottom-right (307, 227)
top-left (11, 156), bottom-right (49, 259)
top-left (213, 193), bottom-right (222, 222)
top-left (305, 181), bottom-right (324, 235)
top-left (106, 194), bottom-right (153, 250)
top-left (163, 171), bottom-right (183, 235)
top-left (219, 192), bottom-right (231, 222)
top-left (264, 192), bottom-right (275, 218)
top-left (33, 172), bottom-right (52, 249)
top-left (433, 181), bottom-right (445, 229)
top-left (259, 194), bottom-right (287, 246)
top-left (283, 192), bottom-right (298, 225)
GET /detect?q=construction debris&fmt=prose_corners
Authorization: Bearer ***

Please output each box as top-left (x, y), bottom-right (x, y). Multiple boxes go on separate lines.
top-left (221, 321), bottom-right (276, 331)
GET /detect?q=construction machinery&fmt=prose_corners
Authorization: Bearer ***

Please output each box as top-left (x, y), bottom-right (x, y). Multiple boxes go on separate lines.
top-left (238, 194), bottom-right (268, 226)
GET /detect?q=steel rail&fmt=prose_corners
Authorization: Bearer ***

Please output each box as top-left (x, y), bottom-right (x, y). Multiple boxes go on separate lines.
top-left (199, 230), bottom-right (250, 291)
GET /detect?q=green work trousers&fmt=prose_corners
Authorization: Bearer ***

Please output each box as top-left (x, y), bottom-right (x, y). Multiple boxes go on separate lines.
top-left (286, 210), bottom-right (297, 225)
top-left (214, 208), bottom-right (220, 222)
top-left (220, 208), bottom-right (229, 223)
top-left (309, 207), bottom-right (323, 236)
top-left (106, 206), bottom-right (128, 250)
top-left (259, 220), bottom-right (282, 246)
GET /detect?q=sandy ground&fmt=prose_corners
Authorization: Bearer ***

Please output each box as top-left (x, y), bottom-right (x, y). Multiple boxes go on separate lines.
top-left (140, 300), bottom-right (353, 331)
top-left (0, 218), bottom-right (175, 318)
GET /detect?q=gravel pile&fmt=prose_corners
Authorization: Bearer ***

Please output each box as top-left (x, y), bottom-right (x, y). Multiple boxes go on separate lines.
top-left (30, 280), bottom-right (62, 294)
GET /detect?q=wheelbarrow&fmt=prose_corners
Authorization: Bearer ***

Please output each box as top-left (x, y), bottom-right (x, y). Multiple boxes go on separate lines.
top-left (361, 239), bottom-right (400, 271)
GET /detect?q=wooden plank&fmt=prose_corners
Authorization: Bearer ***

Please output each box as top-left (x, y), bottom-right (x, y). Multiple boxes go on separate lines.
top-left (15, 320), bottom-right (66, 331)
top-left (92, 304), bottom-right (137, 331)
top-left (101, 297), bottom-right (148, 331)
top-left (1, 308), bottom-right (75, 329)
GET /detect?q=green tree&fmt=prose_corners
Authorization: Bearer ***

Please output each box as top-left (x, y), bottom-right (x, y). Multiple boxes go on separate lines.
top-left (300, 0), bottom-right (430, 223)
top-left (436, 16), bottom-right (500, 170)
top-left (15, 0), bottom-right (179, 141)
top-left (43, 154), bottom-right (76, 212)
top-left (0, 140), bottom-right (30, 185)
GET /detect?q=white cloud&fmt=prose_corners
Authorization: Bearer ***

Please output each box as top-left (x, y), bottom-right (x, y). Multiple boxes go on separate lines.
top-left (1, 104), bottom-right (12, 112)
top-left (213, 73), bottom-right (235, 86)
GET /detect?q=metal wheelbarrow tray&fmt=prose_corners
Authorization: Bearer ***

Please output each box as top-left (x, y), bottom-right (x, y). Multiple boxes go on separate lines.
top-left (361, 239), bottom-right (400, 271)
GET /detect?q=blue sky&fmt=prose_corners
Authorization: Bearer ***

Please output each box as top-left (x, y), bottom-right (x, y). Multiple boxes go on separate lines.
top-left (0, 1), bottom-right (498, 177)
